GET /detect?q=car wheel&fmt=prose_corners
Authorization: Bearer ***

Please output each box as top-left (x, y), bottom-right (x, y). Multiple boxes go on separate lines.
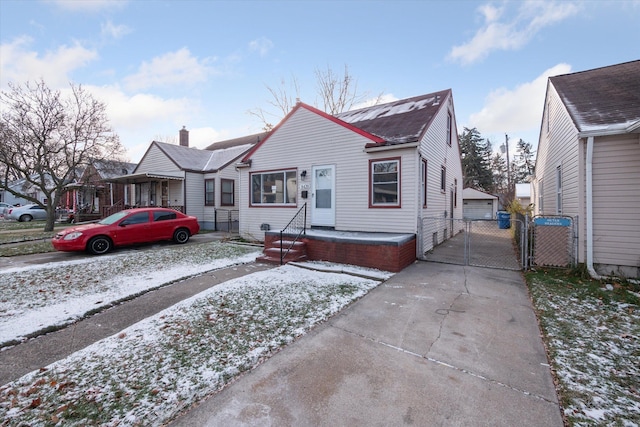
top-left (88, 236), bottom-right (112, 255)
top-left (173, 228), bottom-right (190, 244)
top-left (19, 214), bottom-right (33, 222)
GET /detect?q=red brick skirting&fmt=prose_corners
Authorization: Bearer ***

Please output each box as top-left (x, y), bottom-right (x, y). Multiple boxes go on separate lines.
top-left (263, 231), bottom-right (416, 273)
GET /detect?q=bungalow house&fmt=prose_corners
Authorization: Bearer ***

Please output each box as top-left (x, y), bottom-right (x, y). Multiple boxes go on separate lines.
top-left (462, 187), bottom-right (498, 219)
top-left (61, 159), bottom-right (136, 221)
top-left (1, 174), bottom-right (56, 207)
top-left (109, 128), bottom-right (266, 230)
top-left (533, 60), bottom-right (640, 279)
top-left (236, 90), bottom-right (464, 271)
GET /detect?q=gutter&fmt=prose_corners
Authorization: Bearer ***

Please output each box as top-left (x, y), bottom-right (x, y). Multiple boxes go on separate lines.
top-left (364, 142), bottom-right (419, 153)
top-left (585, 136), bottom-right (601, 280)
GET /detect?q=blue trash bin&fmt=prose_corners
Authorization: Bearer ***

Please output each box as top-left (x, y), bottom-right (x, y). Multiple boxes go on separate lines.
top-left (497, 211), bottom-right (511, 229)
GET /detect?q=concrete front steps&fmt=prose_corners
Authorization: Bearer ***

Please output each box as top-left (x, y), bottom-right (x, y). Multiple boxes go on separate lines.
top-left (256, 239), bottom-right (308, 265)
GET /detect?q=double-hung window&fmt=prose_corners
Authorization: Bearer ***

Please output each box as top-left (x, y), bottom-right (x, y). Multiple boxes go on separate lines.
top-left (205, 179), bottom-right (215, 206)
top-left (221, 179), bottom-right (234, 206)
top-left (556, 165), bottom-right (562, 214)
top-left (251, 170), bottom-right (297, 205)
top-left (421, 159), bottom-right (427, 207)
top-left (370, 158), bottom-right (400, 207)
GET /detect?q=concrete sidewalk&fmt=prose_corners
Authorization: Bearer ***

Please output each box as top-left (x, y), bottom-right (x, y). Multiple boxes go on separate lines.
top-left (171, 261), bottom-right (563, 426)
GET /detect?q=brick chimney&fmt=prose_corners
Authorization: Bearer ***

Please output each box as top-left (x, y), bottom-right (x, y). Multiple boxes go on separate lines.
top-left (179, 126), bottom-right (189, 147)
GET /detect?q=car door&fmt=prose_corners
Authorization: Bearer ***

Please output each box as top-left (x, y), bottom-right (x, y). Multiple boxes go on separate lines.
top-left (116, 211), bottom-right (152, 246)
top-left (151, 210), bottom-right (178, 240)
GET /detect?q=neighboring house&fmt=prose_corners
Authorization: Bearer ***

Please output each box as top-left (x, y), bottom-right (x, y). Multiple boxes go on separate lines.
top-left (236, 90), bottom-right (464, 271)
top-left (110, 128), bottom-right (265, 230)
top-left (533, 60), bottom-right (640, 279)
top-left (515, 183), bottom-right (531, 208)
top-left (462, 188), bottom-right (498, 219)
top-left (1, 174), bottom-right (54, 206)
top-left (62, 160), bottom-right (137, 221)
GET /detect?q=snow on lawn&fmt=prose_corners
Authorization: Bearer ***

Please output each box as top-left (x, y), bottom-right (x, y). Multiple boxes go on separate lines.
top-left (0, 263), bottom-right (391, 426)
top-left (528, 276), bottom-right (640, 426)
top-left (0, 242), bottom-right (262, 346)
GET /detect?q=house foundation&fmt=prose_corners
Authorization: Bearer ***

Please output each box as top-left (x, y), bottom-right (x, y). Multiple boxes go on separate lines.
top-left (262, 229), bottom-right (416, 273)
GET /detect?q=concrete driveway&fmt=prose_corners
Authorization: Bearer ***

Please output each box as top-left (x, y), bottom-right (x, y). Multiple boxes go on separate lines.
top-left (170, 261), bottom-right (563, 426)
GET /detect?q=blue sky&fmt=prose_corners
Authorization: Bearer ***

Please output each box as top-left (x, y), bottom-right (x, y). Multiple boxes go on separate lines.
top-left (1, 0), bottom-right (639, 162)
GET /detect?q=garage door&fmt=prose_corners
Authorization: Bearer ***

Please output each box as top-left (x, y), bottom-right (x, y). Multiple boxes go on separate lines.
top-left (463, 200), bottom-right (493, 219)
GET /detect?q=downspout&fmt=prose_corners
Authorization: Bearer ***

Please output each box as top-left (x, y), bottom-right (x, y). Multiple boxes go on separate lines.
top-left (585, 136), bottom-right (601, 279)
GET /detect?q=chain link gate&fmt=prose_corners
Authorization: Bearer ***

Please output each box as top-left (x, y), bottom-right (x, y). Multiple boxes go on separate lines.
top-left (419, 216), bottom-right (526, 270)
top-left (528, 215), bottom-right (577, 269)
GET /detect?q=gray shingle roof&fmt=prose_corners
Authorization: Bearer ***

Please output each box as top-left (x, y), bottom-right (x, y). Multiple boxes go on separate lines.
top-left (153, 141), bottom-right (254, 172)
top-left (550, 60), bottom-right (640, 132)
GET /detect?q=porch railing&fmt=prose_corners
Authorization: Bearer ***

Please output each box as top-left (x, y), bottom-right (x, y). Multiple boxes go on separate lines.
top-left (280, 203), bottom-right (307, 265)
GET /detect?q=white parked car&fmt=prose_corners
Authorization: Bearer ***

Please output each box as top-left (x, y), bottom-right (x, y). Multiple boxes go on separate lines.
top-left (7, 204), bottom-right (48, 222)
top-left (0, 202), bottom-right (15, 218)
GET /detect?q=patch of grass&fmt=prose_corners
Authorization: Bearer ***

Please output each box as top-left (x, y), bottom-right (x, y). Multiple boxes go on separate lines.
top-left (0, 240), bottom-right (56, 257)
top-left (526, 267), bottom-right (640, 305)
top-left (526, 267), bottom-right (640, 425)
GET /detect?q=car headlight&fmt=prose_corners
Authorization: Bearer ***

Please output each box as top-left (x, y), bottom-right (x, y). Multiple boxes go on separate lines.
top-left (63, 232), bottom-right (83, 240)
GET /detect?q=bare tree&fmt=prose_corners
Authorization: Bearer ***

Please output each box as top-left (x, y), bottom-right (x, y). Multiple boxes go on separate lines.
top-left (0, 80), bottom-right (125, 231)
top-left (248, 75), bottom-right (301, 131)
top-left (315, 64), bottom-right (381, 115)
top-left (248, 65), bottom-right (382, 130)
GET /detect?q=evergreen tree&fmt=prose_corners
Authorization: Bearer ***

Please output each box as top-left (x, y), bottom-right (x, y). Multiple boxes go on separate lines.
top-left (512, 139), bottom-right (535, 183)
top-left (490, 152), bottom-right (507, 194)
top-left (459, 127), bottom-right (493, 191)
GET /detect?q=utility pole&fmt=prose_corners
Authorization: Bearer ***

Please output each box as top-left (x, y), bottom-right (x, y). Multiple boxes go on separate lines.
top-left (505, 133), bottom-right (511, 192)
top-left (500, 133), bottom-right (511, 192)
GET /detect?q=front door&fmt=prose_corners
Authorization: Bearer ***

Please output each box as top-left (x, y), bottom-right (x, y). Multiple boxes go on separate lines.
top-left (311, 165), bottom-right (335, 227)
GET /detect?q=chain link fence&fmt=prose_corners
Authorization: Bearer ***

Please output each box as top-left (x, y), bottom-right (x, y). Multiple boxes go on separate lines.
top-left (529, 215), bottom-right (577, 269)
top-left (419, 214), bottom-right (577, 271)
top-left (215, 209), bottom-right (239, 232)
top-left (419, 217), bottom-right (524, 270)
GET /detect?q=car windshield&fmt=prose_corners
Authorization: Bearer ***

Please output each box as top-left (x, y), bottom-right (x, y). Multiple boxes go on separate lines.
top-left (99, 210), bottom-right (130, 225)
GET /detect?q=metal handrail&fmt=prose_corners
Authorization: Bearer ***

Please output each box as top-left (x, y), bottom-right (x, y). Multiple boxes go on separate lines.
top-left (280, 203), bottom-right (307, 264)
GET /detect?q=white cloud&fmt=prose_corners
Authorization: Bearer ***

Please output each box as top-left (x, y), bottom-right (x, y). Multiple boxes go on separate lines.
top-left (101, 20), bottom-right (132, 40)
top-left (448, 1), bottom-right (580, 65)
top-left (0, 37), bottom-right (98, 88)
top-left (123, 48), bottom-right (219, 91)
top-left (468, 63), bottom-right (572, 137)
top-left (249, 37), bottom-right (274, 57)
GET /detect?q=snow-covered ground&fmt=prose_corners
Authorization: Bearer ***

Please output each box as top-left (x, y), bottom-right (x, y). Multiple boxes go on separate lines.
top-left (0, 242), bottom-right (262, 346)
top-left (0, 242), bottom-right (393, 426)
top-left (529, 277), bottom-right (640, 426)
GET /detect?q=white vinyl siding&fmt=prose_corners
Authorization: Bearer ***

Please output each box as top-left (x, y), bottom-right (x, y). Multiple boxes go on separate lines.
top-left (239, 107), bottom-right (419, 239)
top-left (135, 144), bottom-right (178, 173)
top-left (184, 171), bottom-right (204, 219)
top-left (535, 84), bottom-right (580, 217)
top-left (591, 134), bottom-right (640, 270)
top-left (418, 96), bottom-right (463, 222)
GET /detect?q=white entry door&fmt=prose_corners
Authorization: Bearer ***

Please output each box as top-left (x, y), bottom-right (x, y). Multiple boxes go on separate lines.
top-left (311, 165), bottom-right (335, 227)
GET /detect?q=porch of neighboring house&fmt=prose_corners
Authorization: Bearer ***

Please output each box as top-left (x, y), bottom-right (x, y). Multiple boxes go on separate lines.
top-left (258, 228), bottom-right (417, 273)
top-left (62, 174), bottom-right (186, 223)
top-left (104, 173), bottom-right (186, 216)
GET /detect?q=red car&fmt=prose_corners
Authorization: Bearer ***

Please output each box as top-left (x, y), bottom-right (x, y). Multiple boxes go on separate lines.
top-left (52, 208), bottom-right (200, 255)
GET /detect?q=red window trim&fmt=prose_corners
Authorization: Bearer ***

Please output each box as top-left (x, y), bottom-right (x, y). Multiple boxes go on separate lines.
top-left (220, 178), bottom-right (235, 207)
top-left (369, 157), bottom-right (401, 209)
top-left (248, 168), bottom-right (299, 208)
